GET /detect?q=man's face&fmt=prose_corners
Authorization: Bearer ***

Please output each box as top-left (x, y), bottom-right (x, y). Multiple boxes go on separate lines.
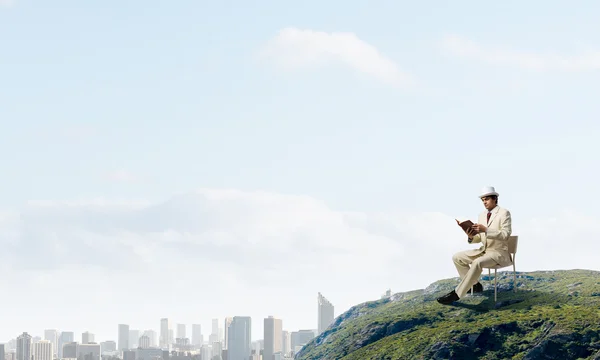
top-left (481, 196), bottom-right (497, 210)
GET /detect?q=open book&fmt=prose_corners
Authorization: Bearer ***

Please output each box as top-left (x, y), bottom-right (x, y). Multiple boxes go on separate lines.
top-left (455, 218), bottom-right (476, 237)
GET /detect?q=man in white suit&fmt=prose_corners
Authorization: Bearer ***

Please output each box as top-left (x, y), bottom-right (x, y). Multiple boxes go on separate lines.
top-left (437, 186), bottom-right (513, 305)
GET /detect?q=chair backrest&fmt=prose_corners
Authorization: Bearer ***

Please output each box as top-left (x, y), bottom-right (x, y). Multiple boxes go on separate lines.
top-left (508, 235), bottom-right (518, 254)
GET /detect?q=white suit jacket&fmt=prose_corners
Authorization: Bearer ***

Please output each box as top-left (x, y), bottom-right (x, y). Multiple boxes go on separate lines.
top-left (466, 205), bottom-right (513, 267)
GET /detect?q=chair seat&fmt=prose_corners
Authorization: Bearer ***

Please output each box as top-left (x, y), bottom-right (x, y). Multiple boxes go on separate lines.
top-left (484, 264), bottom-right (511, 270)
top-left (471, 235), bottom-right (519, 304)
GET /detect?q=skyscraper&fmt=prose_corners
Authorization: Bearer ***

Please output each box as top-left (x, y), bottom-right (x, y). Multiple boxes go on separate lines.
top-left (281, 331), bottom-right (291, 356)
top-left (226, 316), bottom-right (251, 360)
top-left (176, 324), bottom-right (186, 340)
top-left (33, 340), bottom-right (53, 360)
top-left (191, 324), bottom-right (202, 347)
top-left (263, 316), bottom-right (283, 360)
top-left (317, 292), bottom-right (334, 335)
top-left (290, 330), bottom-right (315, 355)
top-left (128, 330), bottom-right (139, 349)
top-left (142, 330), bottom-right (157, 348)
top-left (138, 336), bottom-right (150, 349)
top-left (160, 318), bottom-right (172, 349)
top-left (211, 342), bottom-right (222, 359)
top-left (58, 332), bottom-right (74, 359)
top-left (16, 332), bottom-right (32, 360)
top-left (78, 343), bottom-right (101, 360)
top-left (223, 317), bottom-right (233, 350)
top-left (43, 330), bottom-right (58, 359)
top-left (62, 342), bottom-right (77, 359)
top-left (211, 319), bottom-right (219, 341)
top-left (118, 324), bottom-right (130, 351)
top-left (82, 332), bottom-right (95, 345)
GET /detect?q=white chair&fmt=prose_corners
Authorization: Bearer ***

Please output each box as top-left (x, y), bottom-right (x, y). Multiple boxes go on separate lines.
top-left (470, 235), bottom-right (519, 302)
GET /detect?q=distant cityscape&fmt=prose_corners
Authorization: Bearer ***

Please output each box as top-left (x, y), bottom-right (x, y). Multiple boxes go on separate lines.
top-left (0, 293), bottom-right (342, 360)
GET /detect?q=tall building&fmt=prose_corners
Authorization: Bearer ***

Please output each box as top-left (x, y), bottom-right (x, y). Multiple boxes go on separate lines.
top-left (199, 346), bottom-right (211, 360)
top-left (58, 332), bottom-right (74, 359)
top-left (176, 324), bottom-right (186, 340)
top-left (211, 319), bottom-right (219, 341)
top-left (7, 339), bottom-right (17, 352)
top-left (290, 330), bottom-right (315, 355)
top-left (142, 330), bottom-right (157, 348)
top-left (208, 334), bottom-right (218, 348)
top-left (128, 330), bottom-right (140, 349)
top-left (263, 316), bottom-right (282, 360)
top-left (118, 324), bottom-right (130, 351)
top-left (317, 292), bottom-right (334, 335)
top-left (211, 341), bottom-right (222, 359)
top-left (226, 316), bottom-right (251, 360)
top-left (99, 341), bottom-right (116, 354)
top-left (138, 336), bottom-right (150, 349)
top-left (33, 340), bottom-right (53, 360)
top-left (191, 324), bottom-right (202, 347)
top-left (78, 343), bottom-right (101, 360)
top-left (62, 342), bottom-right (77, 359)
top-left (252, 340), bottom-right (262, 359)
top-left (1, 343), bottom-right (6, 360)
top-left (159, 318), bottom-right (171, 349)
top-left (82, 332), bottom-right (95, 345)
top-left (16, 333), bottom-right (32, 360)
top-left (223, 317), bottom-right (233, 350)
top-left (281, 331), bottom-right (290, 357)
top-left (43, 330), bottom-right (58, 359)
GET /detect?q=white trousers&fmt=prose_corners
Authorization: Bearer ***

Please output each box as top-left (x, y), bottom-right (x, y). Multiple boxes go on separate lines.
top-left (452, 250), bottom-right (498, 298)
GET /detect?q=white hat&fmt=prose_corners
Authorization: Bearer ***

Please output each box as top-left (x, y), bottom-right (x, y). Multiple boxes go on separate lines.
top-left (479, 186), bottom-right (499, 198)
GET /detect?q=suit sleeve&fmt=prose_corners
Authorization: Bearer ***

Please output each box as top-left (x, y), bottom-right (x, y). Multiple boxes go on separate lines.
top-left (486, 209), bottom-right (512, 241)
top-left (469, 233), bottom-right (482, 243)
top-left (468, 212), bottom-right (484, 243)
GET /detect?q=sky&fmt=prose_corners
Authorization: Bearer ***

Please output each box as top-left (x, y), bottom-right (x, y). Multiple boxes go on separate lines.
top-left (1, 0), bottom-right (600, 345)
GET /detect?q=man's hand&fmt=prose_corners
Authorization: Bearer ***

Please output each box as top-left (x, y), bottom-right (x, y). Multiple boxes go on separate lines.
top-left (472, 223), bottom-right (487, 233)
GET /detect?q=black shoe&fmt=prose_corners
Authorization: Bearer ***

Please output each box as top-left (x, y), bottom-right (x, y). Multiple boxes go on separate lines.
top-left (472, 282), bottom-right (484, 293)
top-left (437, 290), bottom-right (459, 305)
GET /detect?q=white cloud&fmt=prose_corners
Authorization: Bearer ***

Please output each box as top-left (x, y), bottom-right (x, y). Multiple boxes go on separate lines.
top-left (259, 27), bottom-right (413, 86)
top-left (0, 188), bottom-right (598, 343)
top-left (442, 34), bottom-right (600, 71)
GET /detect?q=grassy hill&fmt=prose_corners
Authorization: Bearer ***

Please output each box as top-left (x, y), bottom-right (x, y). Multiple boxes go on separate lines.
top-left (295, 269), bottom-right (600, 360)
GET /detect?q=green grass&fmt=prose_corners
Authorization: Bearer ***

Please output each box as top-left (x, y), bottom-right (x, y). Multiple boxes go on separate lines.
top-left (296, 269), bottom-right (600, 360)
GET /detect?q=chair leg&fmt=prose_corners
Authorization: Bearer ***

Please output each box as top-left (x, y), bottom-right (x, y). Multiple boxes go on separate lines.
top-left (494, 269), bottom-right (497, 303)
top-left (513, 262), bottom-right (517, 293)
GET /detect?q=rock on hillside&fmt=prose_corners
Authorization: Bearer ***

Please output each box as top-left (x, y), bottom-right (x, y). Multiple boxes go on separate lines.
top-left (295, 269), bottom-right (600, 360)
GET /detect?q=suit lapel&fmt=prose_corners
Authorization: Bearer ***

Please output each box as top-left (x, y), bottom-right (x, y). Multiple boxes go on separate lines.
top-left (478, 212), bottom-right (488, 247)
top-left (487, 206), bottom-right (500, 226)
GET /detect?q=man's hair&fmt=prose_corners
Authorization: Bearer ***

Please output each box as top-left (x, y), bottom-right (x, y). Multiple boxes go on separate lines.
top-left (482, 195), bottom-right (499, 204)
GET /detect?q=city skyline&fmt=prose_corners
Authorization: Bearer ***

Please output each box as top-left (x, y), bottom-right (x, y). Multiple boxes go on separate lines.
top-left (1, 312), bottom-right (324, 359)
top-left (0, 293), bottom-right (334, 347)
